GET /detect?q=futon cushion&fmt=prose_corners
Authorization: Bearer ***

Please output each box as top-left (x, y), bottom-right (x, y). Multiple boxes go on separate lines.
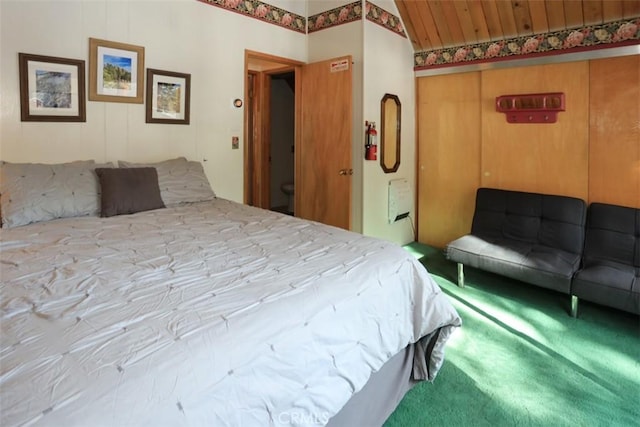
top-left (446, 235), bottom-right (581, 293)
top-left (95, 167), bottom-right (165, 217)
top-left (580, 203), bottom-right (640, 268)
top-left (572, 265), bottom-right (639, 314)
top-left (470, 188), bottom-right (587, 254)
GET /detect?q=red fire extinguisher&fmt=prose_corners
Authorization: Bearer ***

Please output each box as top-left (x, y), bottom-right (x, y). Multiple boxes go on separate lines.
top-left (365, 122), bottom-right (377, 161)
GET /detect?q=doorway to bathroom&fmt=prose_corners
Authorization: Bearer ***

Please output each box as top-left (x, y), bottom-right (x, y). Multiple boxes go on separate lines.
top-left (269, 71), bottom-right (295, 215)
top-left (244, 51), bottom-right (302, 214)
top-left (244, 50), bottom-right (353, 230)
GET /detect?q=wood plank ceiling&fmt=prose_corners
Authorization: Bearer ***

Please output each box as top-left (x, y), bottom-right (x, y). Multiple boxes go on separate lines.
top-left (395, 0), bottom-right (640, 52)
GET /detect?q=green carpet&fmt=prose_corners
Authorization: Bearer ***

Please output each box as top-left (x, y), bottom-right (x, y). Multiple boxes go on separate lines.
top-left (385, 243), bottom-right (640, 427)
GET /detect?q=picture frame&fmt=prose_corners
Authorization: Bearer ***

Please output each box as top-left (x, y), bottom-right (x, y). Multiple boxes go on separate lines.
top-left (146, 68), bottom-right (191, 125)
top-left (89, 38), bottom-right (144, 103)
top-left (18, 53), bottom-right (86, 122)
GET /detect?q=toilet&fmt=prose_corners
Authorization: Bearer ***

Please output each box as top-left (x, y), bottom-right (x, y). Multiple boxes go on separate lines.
top-left (280, 182), bottom-right (294, 213)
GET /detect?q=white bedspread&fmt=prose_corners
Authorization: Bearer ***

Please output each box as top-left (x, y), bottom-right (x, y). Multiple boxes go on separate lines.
top-left (0, 199), bottom-right (461, 426)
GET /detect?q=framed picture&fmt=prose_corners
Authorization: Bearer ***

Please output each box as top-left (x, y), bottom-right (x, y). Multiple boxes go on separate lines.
top-left (146, 68), bottom-right (191, 125)
top-left (18, 53), bottom-right (86, 122)
top-left (89, 38), bottom-right (144, 103)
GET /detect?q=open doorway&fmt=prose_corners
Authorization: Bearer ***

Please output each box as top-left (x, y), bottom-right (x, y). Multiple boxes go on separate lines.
top-left (244, 50), bottom-right (302, 214)
top-left (244, 50), bottom-right (353, 230)
top-left (269, 71), bottom-right (295, 215)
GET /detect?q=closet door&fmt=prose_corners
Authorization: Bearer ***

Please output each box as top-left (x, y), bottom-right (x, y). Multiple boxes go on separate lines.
top-left (417, 72), bottom-right (481, 248)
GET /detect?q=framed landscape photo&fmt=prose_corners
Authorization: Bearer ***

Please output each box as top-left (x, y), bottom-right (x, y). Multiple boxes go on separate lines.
top-left (89, 38), bottom-right (144, 103)
top-left (146, 68), bottom-right (191, 125)
top-left (19, 53), bottom-right (86, 122)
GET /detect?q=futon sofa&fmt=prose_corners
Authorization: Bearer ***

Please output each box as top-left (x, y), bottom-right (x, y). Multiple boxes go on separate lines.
top-left (571, 203), bottom-right (640, 316)
top-left (446, 188), bottom-right (587, 295)
top-left (445, 188), bottom-right (640, 317)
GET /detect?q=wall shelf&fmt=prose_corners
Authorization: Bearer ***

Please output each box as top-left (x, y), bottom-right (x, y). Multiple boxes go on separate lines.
top-left (495, 92), bottom-right (565, 123)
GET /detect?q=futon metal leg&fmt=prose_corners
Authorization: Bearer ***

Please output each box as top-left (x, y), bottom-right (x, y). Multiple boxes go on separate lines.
top-left (570, 295), bottom-right (578, 318)
top-left (457, 263), bottom-right (465, 288)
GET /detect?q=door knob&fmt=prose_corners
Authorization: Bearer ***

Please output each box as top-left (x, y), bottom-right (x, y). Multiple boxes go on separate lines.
top-left (338, 169), bottom-right (354, 176)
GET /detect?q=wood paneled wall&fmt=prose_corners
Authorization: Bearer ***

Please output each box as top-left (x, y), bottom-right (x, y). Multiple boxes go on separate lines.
top-left (589, 55), bottom-right (640, 207)
top-left (481, 62), bottom-right (590, 198)
top-left (417, 55), bottom-right (640, 248)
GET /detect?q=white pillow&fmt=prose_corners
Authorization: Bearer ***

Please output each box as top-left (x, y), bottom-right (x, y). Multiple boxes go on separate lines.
top-left (118, 158), bottom-right (215, 206)
top-left (0, 160), bottom-right (100, 228)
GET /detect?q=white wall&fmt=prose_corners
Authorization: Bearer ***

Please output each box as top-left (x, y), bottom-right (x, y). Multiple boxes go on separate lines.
top-left (307, 0), bottom-right (348, 15)
top-left (362, 0), bottom-right (416, 245)
top-left (1, 0), bottom-right (417, 244)
top-left (0, 0), bottom-right (307, 202)
top-left (307, 0), bottom-right (415, 245)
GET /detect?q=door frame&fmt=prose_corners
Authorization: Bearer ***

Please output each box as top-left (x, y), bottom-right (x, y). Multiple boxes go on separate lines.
top-left (244, 50), bottom-right (303, 211)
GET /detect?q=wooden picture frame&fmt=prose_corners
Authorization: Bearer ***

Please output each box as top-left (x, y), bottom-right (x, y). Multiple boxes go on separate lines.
top-left (146, 68), bottom-right (191, 125)
top-left (19, 53), bottom-right (86, 122)
top-left (89, 38), bottom-right (144, 103)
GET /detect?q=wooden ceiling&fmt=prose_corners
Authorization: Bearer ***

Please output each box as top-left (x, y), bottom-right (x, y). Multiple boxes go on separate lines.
top-left (395, 0), bottom-right (640, 52)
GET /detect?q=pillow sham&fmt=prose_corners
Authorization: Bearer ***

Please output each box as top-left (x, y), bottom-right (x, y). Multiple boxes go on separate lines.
top-left (0, 160), bottom-right (100, 228)
top-left (118, 157), bottom-right (215, 206)
top-left (95, 167), bottom-right (165, 217)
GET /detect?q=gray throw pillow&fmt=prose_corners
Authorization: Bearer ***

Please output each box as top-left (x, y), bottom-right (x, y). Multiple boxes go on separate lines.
top-left (95, 167), bottom-right (165, 217)
top-left (118, 158), bottom-right (215, 206)
top-left (0, 160), bottom-right (100, 228)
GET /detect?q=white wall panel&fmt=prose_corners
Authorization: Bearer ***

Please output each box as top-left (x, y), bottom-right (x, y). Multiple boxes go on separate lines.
top-left (0, 0), bottom-right (306, 203)
top-left (0, 0), bottom-right (417, 245)
top-left (362, 1), bottom-right (416, 245)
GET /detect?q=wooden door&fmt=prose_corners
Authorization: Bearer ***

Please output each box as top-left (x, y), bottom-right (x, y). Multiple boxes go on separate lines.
top-left (298, 56), bottom-right (352, 230)
top-left (417, 72), bottom-right (481, 248)
top-left (589, 55), bottom-right (640, 208)
top-left (246, 71), bottom-right (271, 209)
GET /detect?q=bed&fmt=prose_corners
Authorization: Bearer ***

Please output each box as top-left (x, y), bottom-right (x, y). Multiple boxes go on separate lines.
top-left (0, 158), bottom-right (461, 426)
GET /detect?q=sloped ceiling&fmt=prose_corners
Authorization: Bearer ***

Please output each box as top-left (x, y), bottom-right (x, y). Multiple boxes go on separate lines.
top-left (395, 0), bottom-right (640, 52)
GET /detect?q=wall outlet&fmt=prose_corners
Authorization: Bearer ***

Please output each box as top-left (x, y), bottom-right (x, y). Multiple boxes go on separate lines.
top-left (232, 136), bottom-right (239, 149)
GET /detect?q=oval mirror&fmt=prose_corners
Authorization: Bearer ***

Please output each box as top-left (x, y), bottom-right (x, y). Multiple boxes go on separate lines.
top-left (380, 94), bottom-right (401, 173)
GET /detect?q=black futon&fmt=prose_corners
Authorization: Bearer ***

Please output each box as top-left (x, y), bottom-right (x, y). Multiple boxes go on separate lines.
top-left (571, 203), bottom-right (640, 316)
top-left (446, 188), bottom-right (587, 295)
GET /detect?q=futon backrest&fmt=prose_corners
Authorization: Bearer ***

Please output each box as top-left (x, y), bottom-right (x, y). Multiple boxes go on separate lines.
top-left (470, 188), bottom-right (587, 254)
top-left (582, 203), bottom-right (640, 269)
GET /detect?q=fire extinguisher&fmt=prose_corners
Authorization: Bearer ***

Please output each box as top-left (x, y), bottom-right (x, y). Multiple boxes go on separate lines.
top-left (365, 121), bottom-right (377, 161)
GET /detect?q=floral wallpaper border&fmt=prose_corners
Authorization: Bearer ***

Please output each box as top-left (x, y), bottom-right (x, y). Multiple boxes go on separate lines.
top-left (308, 1), bottom-right (362, 34)
top-left (198, 0), bottom-right (306, 33)
top-left (198, 0), bottom-right (408, 39)
top-left (415, 19), bottom-right (640, 70)
top-left (364, 1), bottom-right (406, 38)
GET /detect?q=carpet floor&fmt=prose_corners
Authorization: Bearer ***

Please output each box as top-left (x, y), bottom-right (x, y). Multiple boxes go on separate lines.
top-left (384, 243), bottom-right (639, 427)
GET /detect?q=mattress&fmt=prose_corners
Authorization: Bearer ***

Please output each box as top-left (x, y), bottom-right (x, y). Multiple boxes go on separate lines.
top-left (0, 199), bottom-right (461, 426)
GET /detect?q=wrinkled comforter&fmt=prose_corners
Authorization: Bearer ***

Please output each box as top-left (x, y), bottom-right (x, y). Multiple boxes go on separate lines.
top-left (0, 199), bottom-right (461, 426)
